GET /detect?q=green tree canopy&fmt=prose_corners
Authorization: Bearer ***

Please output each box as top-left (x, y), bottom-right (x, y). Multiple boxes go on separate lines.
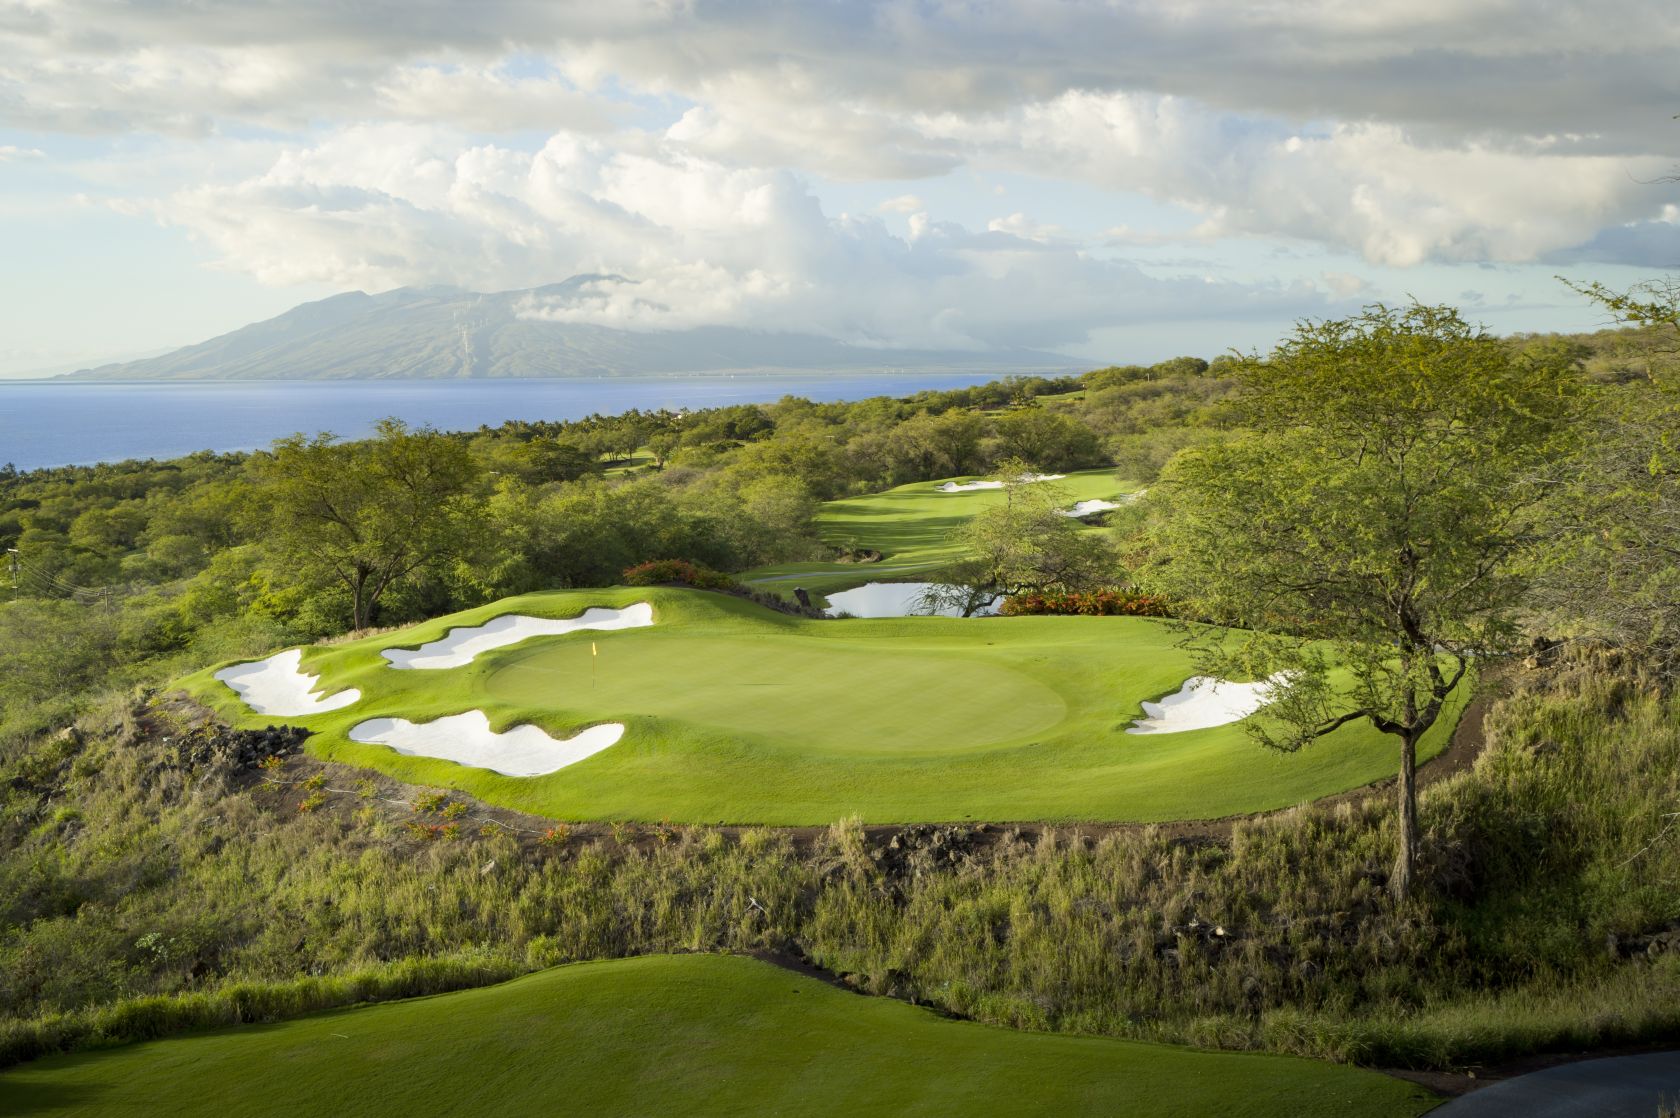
top-left (257, 419), bottom-right (482, 631)
top-left (1141, 304), bottom-right (1583, 897)
top-left (928, 461), bottom-right (1116, 615)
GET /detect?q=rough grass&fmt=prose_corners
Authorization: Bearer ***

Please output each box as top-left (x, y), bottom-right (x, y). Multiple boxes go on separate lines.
top-left (0, 954), bottom-right (1436, 1118)
top-left (174, 586), bottom-right (1461, 824)
top-left (741, 466), bottom-right (1136, 598)
top-left (5, 655), bottom-right (1672, 1079)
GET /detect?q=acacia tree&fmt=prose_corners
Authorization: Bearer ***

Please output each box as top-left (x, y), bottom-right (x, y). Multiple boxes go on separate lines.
top-left (926, 460), bottom-right (1115, 615)
top-left (1547, 278), bottom-right (1680, 662)
top-left (1142, 304), bottom-right (1581, 899)
top-left (258, 419), bottom-right (481, 631)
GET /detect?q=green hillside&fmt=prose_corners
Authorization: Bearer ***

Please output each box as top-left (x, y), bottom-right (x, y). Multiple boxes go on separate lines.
top-left (0, 954), bottom-right (1435, 1118)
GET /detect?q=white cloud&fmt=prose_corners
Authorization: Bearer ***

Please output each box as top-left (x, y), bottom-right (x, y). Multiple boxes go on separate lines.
top-left (157, 125), bottom-right (1329, 350)
top-left (876, 193), bottom-right (924, 214)
top-left (1322, 271), bottom-right (1372, 300)
top-left (3, 0), bottom-right (1677, 347)
top-left (0, 145), bottom-right (44, 160)
top-left (986, 213), bottom-right (1069, 244)
top-left (934, 90), bottom-right (1676, 266)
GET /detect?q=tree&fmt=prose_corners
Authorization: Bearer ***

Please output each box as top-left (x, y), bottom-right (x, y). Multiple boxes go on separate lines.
top-left (1548, 278), bottom-right (1680, 663)
top-left (257, 419), bottom-right (481, 631)
top-left (927, 462), bottom-right (1115, 614)
top-left (1141, 304), bottom-right (1581, 900)
top-left (990, 408), bottom-right (1104, 472)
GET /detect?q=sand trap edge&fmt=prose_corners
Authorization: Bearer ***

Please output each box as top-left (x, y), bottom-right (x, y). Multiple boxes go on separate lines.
top-left (349, 711), bottom-right (626, 777)
top-left (382, 602), bottom-right (655, 670)
top-left (1125, 675), bottom-right (1285, 735)
top-left (214, 649), bottom-right (361, 717)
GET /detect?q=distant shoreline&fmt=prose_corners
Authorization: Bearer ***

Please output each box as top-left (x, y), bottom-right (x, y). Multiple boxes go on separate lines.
top-left (0, 368), bottom-right (1067, 472)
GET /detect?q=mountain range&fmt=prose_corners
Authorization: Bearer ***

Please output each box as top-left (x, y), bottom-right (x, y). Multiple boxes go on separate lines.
top-left (64, 278), bottom-right (1076, 380)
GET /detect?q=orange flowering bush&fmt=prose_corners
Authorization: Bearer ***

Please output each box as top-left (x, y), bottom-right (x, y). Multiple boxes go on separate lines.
top-left (621, 559), bottom-right (736, 591)
top-left (999, 588), bottom-right (1170, 618)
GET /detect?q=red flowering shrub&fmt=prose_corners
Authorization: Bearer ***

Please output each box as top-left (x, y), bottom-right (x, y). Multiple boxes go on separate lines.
top-left (999, 588), bottom-right (1170, 617)
top-left (621, 559), bottom-right (737, 591)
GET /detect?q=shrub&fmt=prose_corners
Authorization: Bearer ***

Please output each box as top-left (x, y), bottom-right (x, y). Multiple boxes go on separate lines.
top-left (621, 559), bottom-right (736, 591)
top-left (999, 588), bottom-right (1171, 617)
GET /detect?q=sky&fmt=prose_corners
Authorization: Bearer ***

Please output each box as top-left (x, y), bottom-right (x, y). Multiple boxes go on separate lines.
top-left (0, 0), bottom-right (1677, 377)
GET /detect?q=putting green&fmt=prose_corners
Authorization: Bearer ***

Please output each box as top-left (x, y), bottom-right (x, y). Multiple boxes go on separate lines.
top-left (180, 587), bottom-right (1466, 825)
top-left (742, 466), bottom-right (1136, 598)
top-left (485, 630), bottom-right (1066, 756)
top-left (0, 955), bottom-right (1437, 1118)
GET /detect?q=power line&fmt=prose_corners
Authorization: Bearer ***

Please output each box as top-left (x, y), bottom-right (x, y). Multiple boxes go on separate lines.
top-left (7, 549), bottom-right (114, 607)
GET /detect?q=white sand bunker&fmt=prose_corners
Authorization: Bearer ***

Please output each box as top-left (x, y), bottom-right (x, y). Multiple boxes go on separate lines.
top-left (1059, 499), bottom-right (1122, 518)
top-left (1125, 675), bottom-right (1285, 735)
top-left (215, 649), bottom-right (361, 716)
top-left (935, 472), bottom-right (1066, 493)
top-left (382, 602), bottom-right (654, 670)
top-left (349, 711), bottom-right (625, 777)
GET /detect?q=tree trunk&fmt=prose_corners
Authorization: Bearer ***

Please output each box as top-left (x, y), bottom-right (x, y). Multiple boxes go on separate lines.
top-left (350, 568), bottom-right (370, 632)
top-left (1392, 729), bottom-right (1419, 902)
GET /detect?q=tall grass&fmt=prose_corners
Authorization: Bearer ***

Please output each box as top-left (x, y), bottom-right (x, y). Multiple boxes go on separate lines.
top-left (4, 654), bottom-right (1680, 1069)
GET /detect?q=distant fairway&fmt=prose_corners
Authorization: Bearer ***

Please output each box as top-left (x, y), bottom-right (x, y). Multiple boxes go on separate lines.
top-left (742, 466), bottom-right (1135, 598)
top-left (0, 954), bottom-right (1436, 1118)
top-left (181, 587), bottom-right (1465, 825)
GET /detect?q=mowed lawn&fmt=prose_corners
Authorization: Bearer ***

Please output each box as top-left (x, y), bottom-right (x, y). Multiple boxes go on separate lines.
top-left (0, 955), bottom-right (1438, 1118)
top-left (742, 467), bottom-right (1137, 599)
top-left (180, 587), bottom-right (1464, 825)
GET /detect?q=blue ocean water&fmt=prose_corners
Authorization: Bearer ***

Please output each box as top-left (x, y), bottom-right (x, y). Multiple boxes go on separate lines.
top-left (0, 372), bottom-right (1010, 472)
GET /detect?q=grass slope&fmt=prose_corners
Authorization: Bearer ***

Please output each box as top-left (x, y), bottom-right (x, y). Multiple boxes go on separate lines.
top-left (0, 954), bottom-right (1437, 1118)
top-left (179, 587), bottom-right (1463, 824)
top-left (742, 467), bottom-right (1135, 598)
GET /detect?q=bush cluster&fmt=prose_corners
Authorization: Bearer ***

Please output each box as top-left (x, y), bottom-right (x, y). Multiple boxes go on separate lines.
top-left (620, 559), bottom-right (737, 591)
top-left (999, 588), bottom-right (1171, 617)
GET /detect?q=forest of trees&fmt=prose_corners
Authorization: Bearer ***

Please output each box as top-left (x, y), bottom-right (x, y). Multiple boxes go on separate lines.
top-left (8, 308), bottom-right (1680, 1072)
top-left (4, 319), bottom-right (1678, 750)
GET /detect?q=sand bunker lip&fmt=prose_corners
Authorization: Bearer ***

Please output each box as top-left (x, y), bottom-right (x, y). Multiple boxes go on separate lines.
top-left (215, 649), bottom-right (361, 717)
top-left (1059, 499), bottom-right (1122, 518)
top-left (935, 472), bottom-right (1066, 493)
top-left (1125, 675), bottom-right (1284, 735)
top-left (348, 711), bottom-right (625, 776)
top-left (382, 603), bottom-right (654, 670)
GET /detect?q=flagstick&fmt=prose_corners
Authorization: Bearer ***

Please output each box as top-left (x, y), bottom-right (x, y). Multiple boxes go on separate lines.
top-left (592, 641), bottom-right (598, 689)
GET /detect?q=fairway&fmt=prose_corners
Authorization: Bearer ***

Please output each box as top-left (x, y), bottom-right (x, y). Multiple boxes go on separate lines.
top-left (0, 954), bottom-right (1437, 1118)
top-left (742, 466), bottom-right (1136, 599)
top-left (181, 587), bottom-right (1465, 825)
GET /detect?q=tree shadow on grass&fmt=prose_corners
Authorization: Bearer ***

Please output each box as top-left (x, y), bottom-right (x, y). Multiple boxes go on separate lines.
top-left (0, 1069), bottom-right (115, 1115)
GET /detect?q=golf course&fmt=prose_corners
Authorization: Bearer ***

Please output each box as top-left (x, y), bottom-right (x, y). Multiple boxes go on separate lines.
top-left (181, 584), bottom-right (1463, 824)
top-left (0, 954), bottom-right (1438, 1117)
top-left (742, 466), bottom-right (1136, 600)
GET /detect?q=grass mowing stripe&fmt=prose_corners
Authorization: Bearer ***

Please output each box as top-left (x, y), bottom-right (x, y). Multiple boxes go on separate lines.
top-left (0, 955), bottom-right (1438, 1118)
top-left (742, 466), bottom-right (1136, 598)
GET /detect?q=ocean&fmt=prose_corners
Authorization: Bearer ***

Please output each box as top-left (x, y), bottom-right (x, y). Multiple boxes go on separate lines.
top-left (0, 372), bottom-right (1014, 472)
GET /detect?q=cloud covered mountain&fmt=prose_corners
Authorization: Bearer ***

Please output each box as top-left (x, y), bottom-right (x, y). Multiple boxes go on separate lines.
top-left (64, 279), bottom-right (1079, 380)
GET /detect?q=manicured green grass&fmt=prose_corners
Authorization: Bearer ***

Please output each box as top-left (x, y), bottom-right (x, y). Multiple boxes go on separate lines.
top-left (0, 954), bottom-right (1436, 1118)
top-left (179, 587), bottom-right (1463, 825)
top-left (743, 467), bottom-right (1135, 598)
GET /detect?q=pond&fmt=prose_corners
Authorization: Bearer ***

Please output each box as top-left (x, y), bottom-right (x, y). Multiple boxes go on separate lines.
top-left (823, 582), bottom-right (1001, 618)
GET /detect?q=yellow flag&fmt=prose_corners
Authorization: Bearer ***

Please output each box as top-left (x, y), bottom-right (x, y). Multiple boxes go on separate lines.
top-left (592, 642), bottom-right (598, 657)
